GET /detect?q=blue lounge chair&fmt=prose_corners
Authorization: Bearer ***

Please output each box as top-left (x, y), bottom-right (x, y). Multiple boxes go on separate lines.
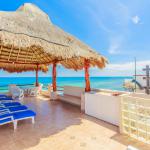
top-left (1, 102), bottom-right (22, 107)
top-left (0, 105), bottom-right (28, 113)
top-left (0, 94), bottom-right (8, 98)
top-left (13, 110), bottom-right (36, 129)
top-left (0, 110), bottom-right (36, 130)
top-left (0, 97), bottom-right (13, 101)
top-left (0, 110), bottom-right (14, 127)
top-left (8, 105), bottom-right (28, 112)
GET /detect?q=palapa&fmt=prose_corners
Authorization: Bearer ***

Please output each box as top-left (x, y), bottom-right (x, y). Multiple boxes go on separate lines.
top-left (0, 3), bottom-right (107, 73)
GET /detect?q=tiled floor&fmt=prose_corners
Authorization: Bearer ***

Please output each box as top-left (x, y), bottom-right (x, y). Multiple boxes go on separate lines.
top-left (0, 96), bottom-right (149, 150)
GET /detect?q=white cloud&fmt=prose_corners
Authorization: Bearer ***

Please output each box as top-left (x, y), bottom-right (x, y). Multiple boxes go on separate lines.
top-left (90, 60), bottom-right (150, 76)
top-left (132, 15), bottom-right (140, 24)
top-left (108, 36), bottom-right (123, 54)
top-left (108, 42), bottom-right (120, 54)
top-left (107, 60), bottom-right (150, 71)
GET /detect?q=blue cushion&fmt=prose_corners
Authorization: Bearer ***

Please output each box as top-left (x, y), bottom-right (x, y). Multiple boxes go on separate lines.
top-left (0, 109), bottom-right (8, 114)
top-left (0, 97), bottom-right (13, 101)
top-left (9, 105), bottom-right (28, 112)
top-left (3, 102), bottom-right (21, 107)
top-left (0, 95), bottom-right (7, 98)
top-left (0, 113), bottom-right (12, 119)
top-left (0, 118), bottom-right (12, 124)
top-left (13, 110), bottom-right (36, 120)
top-left (0, 107), bottom-right (6, 110)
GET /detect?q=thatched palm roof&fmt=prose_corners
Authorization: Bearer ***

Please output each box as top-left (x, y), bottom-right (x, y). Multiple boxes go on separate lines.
top-left (0, 63), bottom-right (48, 73)
top-left (0, 3), bottom-right (107, 72)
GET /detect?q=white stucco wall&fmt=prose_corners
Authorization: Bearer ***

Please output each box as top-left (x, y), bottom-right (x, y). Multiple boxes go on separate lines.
top-left (85, 92), bottom-right (121, 126)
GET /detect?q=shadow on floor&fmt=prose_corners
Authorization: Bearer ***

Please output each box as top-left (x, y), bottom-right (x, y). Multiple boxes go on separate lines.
top-left (82, 108), bottom-right (150, 150)
top-left (1, 96), bottom-right (150, 150)
top-left (0, 97), bottom-right (82, 150)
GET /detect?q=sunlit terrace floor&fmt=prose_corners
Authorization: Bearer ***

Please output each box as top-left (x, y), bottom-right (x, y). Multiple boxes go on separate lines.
top-left (0, 96), bottom-right (150, 150)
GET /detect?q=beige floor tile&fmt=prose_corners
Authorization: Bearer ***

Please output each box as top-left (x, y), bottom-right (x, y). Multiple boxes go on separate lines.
top-left (0, 96), bottom-right (149, 150)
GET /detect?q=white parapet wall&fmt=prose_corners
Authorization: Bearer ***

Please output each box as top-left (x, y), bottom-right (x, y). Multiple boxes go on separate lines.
top-left (58, 86), bottom-right (85, 107)
top-left (120, 93), bottom-right (150, 144)
top-left (84, 91), bottom-right (123, 126)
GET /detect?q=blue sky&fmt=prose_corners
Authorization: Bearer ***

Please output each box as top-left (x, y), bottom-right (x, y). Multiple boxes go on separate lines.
top-left (0, 0), bottom-right (150, 77)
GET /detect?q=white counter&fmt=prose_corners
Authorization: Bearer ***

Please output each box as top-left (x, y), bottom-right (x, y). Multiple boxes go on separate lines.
top-left (85, 91), bottom-right (121, 126)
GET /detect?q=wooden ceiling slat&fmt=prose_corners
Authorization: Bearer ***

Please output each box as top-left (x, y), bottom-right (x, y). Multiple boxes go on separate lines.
top-left (31, 48), bottom-right (44, 64)
top-left (0, 45), bottom-right (2, 55)
top-left (1, 49), bottom-right (31, 56)
top-left (16, 42), bottom-right (21, 61)
top-left (0, 60), bottom-right (50, 65)
top-left (25, 43), bottom-right (31, 63)
top-left (1, 55), bottom-right (37, 63)
top-left (8, 45), bottom-right (13, 61)
top-left (1, 52), bottom-right (33, 59)
top-left (36, 49), bottom-right (50, 63)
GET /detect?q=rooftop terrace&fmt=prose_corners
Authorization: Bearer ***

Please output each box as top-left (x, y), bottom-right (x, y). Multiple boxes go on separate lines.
top-left (0, 95), bottom-right (149, 150)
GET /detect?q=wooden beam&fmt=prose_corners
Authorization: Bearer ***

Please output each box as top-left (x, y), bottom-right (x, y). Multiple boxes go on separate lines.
top-left (84, 59), bottom-right (91, 92)
top-left (35, 49), bottom-right (49, 63)
top-left (35, 64), bottom-right (39, 87)
top-left (16, 47), bottom-right (21, 61)
top-left (0, 45), bottom-right (2, 55)
top-left (0, 60), bottom-right (51, 65)
top-left (8, 45), bottom-right (13, 61)
top-left (52, 62), bottom-right (57, 92)
top-left (25, 46), bottom-right (31, 63)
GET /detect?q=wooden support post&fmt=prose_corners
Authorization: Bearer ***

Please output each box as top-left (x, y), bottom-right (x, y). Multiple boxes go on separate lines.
top-left (52, 62), bottom-right (57, 92)
top-left (35, 64), bottom-right (39, 87)
top-left (84, 59), bottom-right (91, 92)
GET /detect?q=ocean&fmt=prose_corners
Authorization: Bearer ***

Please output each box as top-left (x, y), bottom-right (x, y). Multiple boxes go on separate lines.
top-left (0, 77), bottom-right (132, 92)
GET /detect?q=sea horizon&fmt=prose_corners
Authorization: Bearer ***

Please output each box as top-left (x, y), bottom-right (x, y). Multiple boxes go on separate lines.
top-left (0, 76), bottom-right (132, 78)
top-left (0, 76), bottom-right (132, 92)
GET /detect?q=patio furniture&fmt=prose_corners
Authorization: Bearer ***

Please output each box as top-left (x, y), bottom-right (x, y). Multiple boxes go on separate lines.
top-left (0, 95), bottom-right (13, 103)
top-left (9, 85), bottom-right (24, 100)
top-left (23, 88), bottom-right (29, 96)
top-left (28, 87), bottom-right (39, 97)
top-left (37, 83), bottom-right (43, 94)
top-left (0, 110), bottom-right (36, 130)
top-left (58, 86), bottom-right (85, 106)
top-left (0, 105), bottom-right (28, 113)
top-left (0, 110), bottom-right (14, 128)
top-left (1, 102), bottom-right (22, 108)
top-left (9, 84), bottom-right (16, 94)
top-left (0, 97), bottom-right (13, 102)
top-left (28, 84), bottom-right (43, 97)
top-left (0, 94), bottom-right (8, 98)
top-left (13, 110), bottom-right (36, 129)
top-left (41, 84), bottom-right (51, 97)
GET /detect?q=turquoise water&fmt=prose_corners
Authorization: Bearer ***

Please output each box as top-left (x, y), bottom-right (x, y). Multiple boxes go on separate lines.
top-left (0, 77), bottom-right (132, 92)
